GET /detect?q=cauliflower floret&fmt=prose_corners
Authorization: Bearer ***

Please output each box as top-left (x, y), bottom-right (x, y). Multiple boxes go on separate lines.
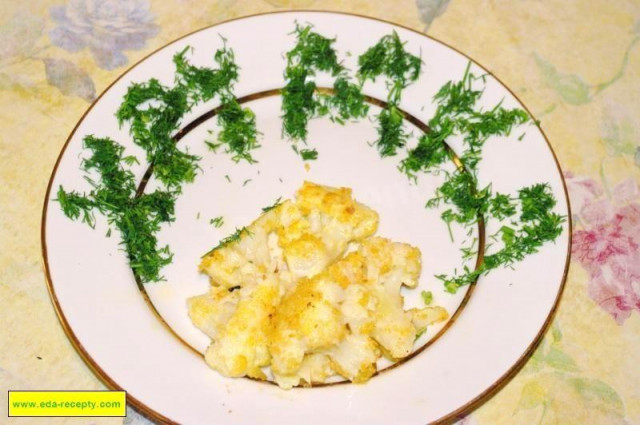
top-left (269, 276), bottom-right (346, 377)
top-left (199, 209), bottom-right (280, 289)
top-left (187, 286), bottom-right (239, 340)
top-left (328, 334), bottom-right (380, 383)
top-left (410, 306), bottom-right (449, 334)
top-left (204, 277), bottom-right (280, 379)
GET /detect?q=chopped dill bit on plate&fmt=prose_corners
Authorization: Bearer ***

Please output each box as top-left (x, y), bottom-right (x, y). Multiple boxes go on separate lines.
top-left (426, 169), bottom-right (491, 226)
top-left (262, 197), bottom-right (282, 213)
top-left (421, 290), bottom-right (433, 305)
top-left (402, 62), bottom-right (528, 175)
top-left (243, 179), bottom-right (252, 187)
top-left (224, 174), bottom-right (231, 183)
top-left (210, 216), bottom-right (224, 228)
top-left (319, 77), bottom-right (369, 124)
top-left (299, 148), bottom-right (318, 161)
top-left (489, 193), bottom-right (517, 220)
top-left (291, 144), bottom-right (318, 161)
top-left (204, 140), bottom-right (220, 152)
top-left (399, 131), bottom-right (451, 179)
top-left (201, 226), bottom-right (253, 257)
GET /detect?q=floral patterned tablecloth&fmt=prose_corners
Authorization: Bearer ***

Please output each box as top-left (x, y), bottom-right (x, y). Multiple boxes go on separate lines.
top-left (1, 0), bottom-right (639, 424)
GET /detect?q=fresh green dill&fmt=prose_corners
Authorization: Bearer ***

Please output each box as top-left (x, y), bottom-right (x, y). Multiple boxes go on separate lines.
top-left (58, 44), bottom-right (249, 283)
top-left (374, 104), bottom-right (406, 157)
top-left (204, 140), bottom-right (220, 152)
top-left (224, 174), bottom-right (231, 183)
top-left (216, 97), bottom-right (260, 163)
top-left (489, 193), bottom-right (517, 220)
top-left (319, 77), bottom-right (368, 124)
top-left (358, 31), bottom-right (422, 156)
top-left (358, 31), bottom-right (421, 88)
top-left (426, 169), bottom-right (491, 226)
top-left (421, 290), bottom-right (433, 305)
top-left (281, 65), bottom-right (318, 140)
top-left (210, 216), bottom-right (224, 228)
top-left (401, 63), bottom-right (528, 174)
top-left (281, 24), bottom-right (369, 142)
top-left (409, 64), bottom-right (563, 293)
top-left (299, 148), bottom-right (318, 161)
top-left (116, 44), bottom-right (256, 188)
top-left (262, 197), bottom-right (283, 213)
top-left (56, 136), bottom-right (175, 283)
top-left (201, 226), bottom-right (253, 258)
top-left (437, 184), bottom-right (565, 293)
top-left (243, 179), bottom-right (252, 187)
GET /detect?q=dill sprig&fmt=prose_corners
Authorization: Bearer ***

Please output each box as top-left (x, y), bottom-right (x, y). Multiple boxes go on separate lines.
top-left (201, 226), bottom-right (253, 258)
top-left (375, 104), bottom-right (406, 157)
top-left (210, 216), bottom-right (224, 228)
top-left (262, 197), bottom-right (283, 213)
top-left (437, 184), bottom-right (565, 293)
top-left (408, 64), bottom-right (563, 293)
top-left (57, 136), bottom-right (175, 283)
top-left (299, 148), bottom-right (318, 160)
top-left (358, 31), bottom-right (422, 89)
top-left (117, 44), bottom-right (258, 187)
top-left (215, 97), bottom-right (260, 163)
top-left (401, 63), bottom-right (528, 175)
top-left (292, 144), bottom-right (318, 161)
top-left (426, 169), bottom-right (492, 226)
top-left (358, 31), bottom-right (422, 157)
top-left (58, 44), bottom-right (251, 283)
top-left (281, 24), bottom-right (369, 147)
top-left (318, 77), bottom-right (368, 124)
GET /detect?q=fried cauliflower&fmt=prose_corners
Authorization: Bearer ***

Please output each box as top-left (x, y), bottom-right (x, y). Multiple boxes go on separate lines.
top-left (188, 182), bottom-right (448, 388)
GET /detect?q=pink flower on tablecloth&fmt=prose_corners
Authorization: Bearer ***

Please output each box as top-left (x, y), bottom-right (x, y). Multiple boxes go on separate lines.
top-left (567, 174), bottom-right (640, 324)
top-left (572, 216), bottom-right (634, 268)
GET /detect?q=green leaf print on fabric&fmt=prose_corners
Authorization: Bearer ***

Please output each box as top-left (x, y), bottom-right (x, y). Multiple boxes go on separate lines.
top-left (543, 347), bottom-right (580, 372)
top-left (534, 54), bottom-right (590, 105)
top-left (514, 322), bottom-right (629, 424)
top-left (567, 377), bottom-right (625, 416)
top-left (517, 381), bottom-right (546, 411)
top-left (533, 33), bottom-right (638, 106)
top-left (602, 104), bottom-right (639, 157)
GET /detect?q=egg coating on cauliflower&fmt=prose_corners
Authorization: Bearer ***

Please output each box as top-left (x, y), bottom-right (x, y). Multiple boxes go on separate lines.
top-left (188, 182), bottom-right (448, 388)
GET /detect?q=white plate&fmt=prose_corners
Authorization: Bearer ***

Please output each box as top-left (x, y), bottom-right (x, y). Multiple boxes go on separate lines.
top-left (42, 11), bottom-right (570, 425)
